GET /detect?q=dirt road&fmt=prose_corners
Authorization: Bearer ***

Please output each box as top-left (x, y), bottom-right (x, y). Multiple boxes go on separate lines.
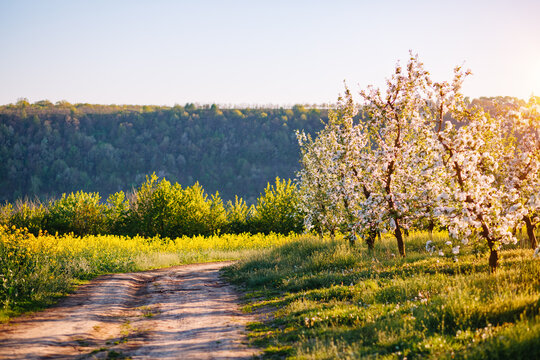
top-left (0, 262), bottom-right (258, 359)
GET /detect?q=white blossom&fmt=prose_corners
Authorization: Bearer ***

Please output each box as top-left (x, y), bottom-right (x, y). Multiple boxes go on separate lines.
top-left (297, 55), bottom-right (540, 269)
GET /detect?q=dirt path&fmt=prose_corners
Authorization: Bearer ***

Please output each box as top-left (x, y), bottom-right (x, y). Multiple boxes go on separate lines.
top-left (0, 262), bottom-right (258, 359)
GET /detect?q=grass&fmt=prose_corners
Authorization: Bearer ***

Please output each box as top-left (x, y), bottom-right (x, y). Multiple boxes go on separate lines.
top-left (0, 225), bottom-right (300, 321)
top-left (2, 223), bottom-right (539, 358)
top-left (223, 231), bottom-right (540, 359)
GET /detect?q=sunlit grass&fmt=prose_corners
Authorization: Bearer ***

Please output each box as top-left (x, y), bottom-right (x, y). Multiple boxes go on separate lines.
top-left (224, 232), bottom-right (540, 359)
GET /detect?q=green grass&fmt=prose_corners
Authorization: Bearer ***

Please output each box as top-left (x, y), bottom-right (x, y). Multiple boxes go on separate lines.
top-left (223, 232), bottom-right (540, 359)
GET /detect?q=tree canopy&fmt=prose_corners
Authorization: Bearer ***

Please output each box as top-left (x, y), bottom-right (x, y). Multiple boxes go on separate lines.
top-left (0, 102), bottom-right (325, 203)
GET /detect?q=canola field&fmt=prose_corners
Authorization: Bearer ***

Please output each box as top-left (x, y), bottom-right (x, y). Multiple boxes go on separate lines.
top-left (0, 224), bottom-right (299, 319)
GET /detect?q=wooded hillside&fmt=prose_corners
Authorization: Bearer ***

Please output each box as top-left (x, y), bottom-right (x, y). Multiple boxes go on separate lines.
top-left (0, 100), bottom-right (325, 203)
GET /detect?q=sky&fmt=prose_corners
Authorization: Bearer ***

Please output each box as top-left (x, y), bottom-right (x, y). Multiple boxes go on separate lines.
top-left (1, 0), bottom-right (539, 106)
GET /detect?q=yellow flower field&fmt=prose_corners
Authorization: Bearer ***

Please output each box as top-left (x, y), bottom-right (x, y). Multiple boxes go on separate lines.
top-left (0, 224), bottom-right (300, 317)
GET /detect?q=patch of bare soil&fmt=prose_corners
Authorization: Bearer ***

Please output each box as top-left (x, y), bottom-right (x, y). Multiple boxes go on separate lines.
top-left (0, 262), bottom-right (259, 359)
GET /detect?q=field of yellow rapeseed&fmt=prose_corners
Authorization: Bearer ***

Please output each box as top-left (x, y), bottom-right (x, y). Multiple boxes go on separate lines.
top-left (0, 224), bottom-right (300, 316)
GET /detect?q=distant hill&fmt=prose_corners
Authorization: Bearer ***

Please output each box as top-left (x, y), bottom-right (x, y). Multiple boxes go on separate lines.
top-left (0, 100), bottom-right (326, 203)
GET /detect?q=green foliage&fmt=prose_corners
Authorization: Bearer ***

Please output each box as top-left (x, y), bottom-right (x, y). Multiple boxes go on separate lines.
top-left (127, 174), bottom-right (219, 237)
top-left (0, 102), bottom-right (326, 204)
top-left (126, 174), bottom-right (294, 237)
top-left (0, 226), bottom-right (72, 310)
top-left (0, 203), bottom-right (12, 226)
top-left (251, 177), bottom-right (304, 234)
top-left (207, 192), bottom-right (227, 234)
top-left (225, 196), bottom-right (255, 233)
top-left (0, 200), bottom-right (47, 235)
top-left (225, 234), bottom-right (540, 359)
top-left (128, 174), bottom-right (174, 237)
top-left (10, 201), bottom-right (47, 235)
top-left (0, 174), bottom-right (305, 238)
top-left (44, 191), bottom-right (108, 235)
top-left (106, 191), bottom-right (130, 235)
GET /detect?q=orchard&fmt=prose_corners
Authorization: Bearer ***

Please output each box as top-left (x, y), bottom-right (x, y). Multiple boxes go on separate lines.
top-left (298, 54), bottom-right (540, 272)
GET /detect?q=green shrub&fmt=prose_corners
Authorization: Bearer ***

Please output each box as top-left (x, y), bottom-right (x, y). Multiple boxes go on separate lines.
top-left (1, 174), bottom-right (306, 237)
top-left (0, 226), bottom-right (71, 309)
top-left (10, 200), bottom-right (47, 235)
top-left (106, 191), bottom-right (131, 235)
top-left (127, 174), bottom-right (172, 236)
top-left (0, 200), bottom-right (48, 236)
top-left (44, 191), bottom-right (108, 235)
top-left (250, 177), bottom-right (304, 234)
top-left (225, 196), bottom-right (254, 234)
top-left (0, 203), bottom-right (12, 227)
top-left (127, 173), bottom-right (227, 237)
top-left (206, 192), bottom-right (227, 234)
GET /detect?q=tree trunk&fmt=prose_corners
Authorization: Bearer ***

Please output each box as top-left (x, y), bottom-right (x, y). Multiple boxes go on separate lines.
top-left (480, 220), bottom-right (498, 273)
top-left (427, 219), bottom-right (435, 237)
top-left (488, 239), bottom-right (498, 273)
top-left (365, 227), bottom-right (376, 251)
top-left (394, 218), bottom-right (406, 257)
top-left (523, 215), bottom-right (538, 249)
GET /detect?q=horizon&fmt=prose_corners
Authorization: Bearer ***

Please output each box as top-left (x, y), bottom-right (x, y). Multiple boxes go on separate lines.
top-left (1, 94), bottom-right (536, 110)
top-left (1, 0), bottom-right (539, 106)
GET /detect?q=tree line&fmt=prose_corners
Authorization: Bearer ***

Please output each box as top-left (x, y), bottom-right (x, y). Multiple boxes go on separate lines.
top-left (0, 175), bottom-right (303, 237)
top-left (0, 101), bottom-right (324, 204)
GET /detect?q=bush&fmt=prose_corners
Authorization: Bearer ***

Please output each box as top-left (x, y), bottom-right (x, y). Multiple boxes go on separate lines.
top-left (225, 196), bottom-right (255, 234)
top-left (106, 191), bottom-right (131, 235)
top-left (0, 226), bottom-right (71, 308)
top-left (44, 191), bottom-right (108, 235)
top-left (250, 177), bottom-right (304, 234)
top-left (0, 200), bottom-right (47, 236)
top-left (1, 174), bottom-right (306, 237)
top-left (127, 173), bottom-right (227, 237)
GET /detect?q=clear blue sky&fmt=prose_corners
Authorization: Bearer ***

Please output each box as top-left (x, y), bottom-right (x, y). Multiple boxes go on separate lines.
top-left (1, 0), bottom-right (539, 106)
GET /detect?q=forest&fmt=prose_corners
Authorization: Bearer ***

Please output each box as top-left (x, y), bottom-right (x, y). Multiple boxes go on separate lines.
top-left (0, 100), bottom-right (325, 204)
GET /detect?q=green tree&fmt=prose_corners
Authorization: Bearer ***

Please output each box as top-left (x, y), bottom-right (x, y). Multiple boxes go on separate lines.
top-left (251, 177), bottom-right (303, 234)
top-left (225, 196), bottom-right (254, 233)
top-left (45, 191), bottom-right (107, 235)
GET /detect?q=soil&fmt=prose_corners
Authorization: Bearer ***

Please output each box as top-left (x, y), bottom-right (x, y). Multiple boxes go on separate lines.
top-left (0, 262), bottom-right (259, 359)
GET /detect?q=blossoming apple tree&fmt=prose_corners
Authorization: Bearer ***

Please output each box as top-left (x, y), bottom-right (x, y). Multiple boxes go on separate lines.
top-left (297, 88), bottom-right (370, 244)
top-left (297, 54), bottom-right (540, 271)
top-left (296, 127), bottom-right (344, 239)
top-left (357, 55), bottom-right (439, 257)
top-left (497, 99), bottom-right (540, 249)
top-left (425, 67), bottom-right (536, 271)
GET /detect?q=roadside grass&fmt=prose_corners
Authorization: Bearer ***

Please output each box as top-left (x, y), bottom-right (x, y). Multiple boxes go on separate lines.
top-left (223, 232), bottom-right (540, 359)
top-left (0, 225), bottom-right (299, 321)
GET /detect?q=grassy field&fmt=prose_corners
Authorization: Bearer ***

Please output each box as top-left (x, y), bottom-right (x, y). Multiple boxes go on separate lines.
top-left (0, 224), bottom-right (300, 321)
top-left (224, 232), bottom-right (540, 359)
top-left (2, 224), bottom-right (539, 358)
